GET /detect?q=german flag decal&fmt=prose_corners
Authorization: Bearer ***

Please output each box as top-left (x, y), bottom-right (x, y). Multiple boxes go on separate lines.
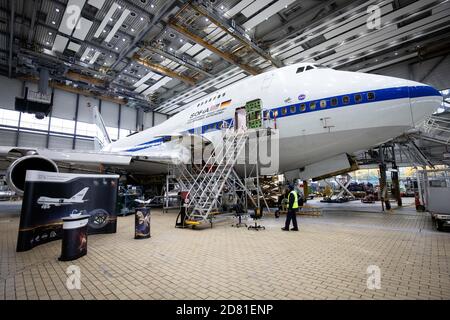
top-left (220, 100), bottom-right (232, 108)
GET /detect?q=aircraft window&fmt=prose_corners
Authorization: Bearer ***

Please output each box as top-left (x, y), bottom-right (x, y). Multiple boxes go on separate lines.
top-left (296, 67), bottom-right (305, 74)
top-left (290, 105), bottom-right (296, 113)
top-left (282, 107), bottom-right (287, 115)
top-left (305, 65), bottom-right (314, 71)
top-left (313, 64), bottom-right (328, 69)
top-left (222, 93), bottom-right (226, 97)
top-left (300, 103), bottom-right (306, 112)
top-left (320, 100), bottom-right (327, 108)
top-left (309, 101), bottom-right (316, 110)
top-left (209, 98), bottom-right (212, 102)
top-left (355, 94), bottom-right (362, 103)
top-left (367, 92), bottom-right (375, 100)
top-left (331, 98), bottom-right (338, 106)
top-left (342, 96), bottom-right (349, 104)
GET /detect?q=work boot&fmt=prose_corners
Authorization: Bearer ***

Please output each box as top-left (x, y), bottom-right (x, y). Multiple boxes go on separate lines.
top-left (281, 227), bottom-right (289, 231)
top-left (290, 228), bottom-right (299, 231)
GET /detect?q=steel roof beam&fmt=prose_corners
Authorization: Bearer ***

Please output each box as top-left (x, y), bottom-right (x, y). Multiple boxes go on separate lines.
top-left (144, 46), bottom-right (213, 78)
top-left (167, 21), bottom-right (260, 76)
top-left (189, 1), bottom-right (284, 68)
top-left (132, 53), bottom-right (197, 86)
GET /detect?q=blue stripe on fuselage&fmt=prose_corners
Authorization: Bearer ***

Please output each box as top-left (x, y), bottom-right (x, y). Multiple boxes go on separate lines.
top-left (123, 86), bottom-right (440, 153)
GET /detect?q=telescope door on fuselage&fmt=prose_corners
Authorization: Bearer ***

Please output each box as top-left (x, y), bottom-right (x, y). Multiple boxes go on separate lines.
top-left (245, 99), bottom-right (263, 129)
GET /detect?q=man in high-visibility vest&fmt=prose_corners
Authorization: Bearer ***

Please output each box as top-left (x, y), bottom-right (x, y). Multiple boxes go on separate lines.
top-left (282, 184), bottom-right (300, 231)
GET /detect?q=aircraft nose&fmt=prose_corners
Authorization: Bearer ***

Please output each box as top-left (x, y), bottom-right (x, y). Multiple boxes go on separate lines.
top-left (408, 84), bottom-right (442, 126)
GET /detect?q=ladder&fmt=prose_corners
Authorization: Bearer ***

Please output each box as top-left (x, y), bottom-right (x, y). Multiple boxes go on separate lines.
top-left (185, 121), bottom-right (249, 224)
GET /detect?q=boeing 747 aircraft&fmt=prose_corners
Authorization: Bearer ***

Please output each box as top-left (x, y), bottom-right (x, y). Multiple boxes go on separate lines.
top-left (36, 187), bottom-right (89, 209)
top-left (0, 63), bottom-right (443, 195)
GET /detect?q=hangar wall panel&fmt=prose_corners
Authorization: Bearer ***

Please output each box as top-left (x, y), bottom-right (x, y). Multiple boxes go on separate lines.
top-left (48, 135), bottom-right (73, 149)
top-left (154, 112), bottom-right (167, 126)
top-left (78, 95), bottom-right (99, 123)
top-left (18, 132), bottom-right (47, 148)
top-left (143, 111), bottom-right (154, 129)
top-left (52, 90), bottom-right (77, 120)
top-left (101, 101), bottom-right (120, 127)
top-left (120, 106), bottom-right (137, 131)
top-left (75, 138), bottom-right (95, 150)
top-left (0, 129), bottom-right (16, 146)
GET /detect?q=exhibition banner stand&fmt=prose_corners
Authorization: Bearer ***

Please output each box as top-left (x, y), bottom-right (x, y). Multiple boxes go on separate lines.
top-left (135, 207), bottom-right (151, 239)
top-left (17, 170), bottom-right (119, 252)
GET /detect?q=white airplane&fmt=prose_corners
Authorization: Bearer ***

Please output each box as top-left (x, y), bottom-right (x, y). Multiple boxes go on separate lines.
top-left (37, 187), bottom-right (89, 209)
top-left (0, 62), bottom-right (443, 195)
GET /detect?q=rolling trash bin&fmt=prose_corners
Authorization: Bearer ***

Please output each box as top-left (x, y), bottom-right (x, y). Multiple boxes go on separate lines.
top-left (135, 207), bottom-right (151, 239)
top-left (58, 214), bottom-right (90, 261)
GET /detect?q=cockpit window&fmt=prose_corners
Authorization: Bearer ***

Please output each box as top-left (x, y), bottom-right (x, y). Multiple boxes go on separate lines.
top-left (296, 64), bottom-right (321, 73)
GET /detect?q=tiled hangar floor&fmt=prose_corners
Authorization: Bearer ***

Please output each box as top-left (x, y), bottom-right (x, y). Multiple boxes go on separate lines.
top-left (1, 200), bottom-right (450, 300)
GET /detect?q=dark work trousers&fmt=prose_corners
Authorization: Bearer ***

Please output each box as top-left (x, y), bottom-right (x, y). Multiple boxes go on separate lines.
top-left (285, 208), bottom-right (299, 229)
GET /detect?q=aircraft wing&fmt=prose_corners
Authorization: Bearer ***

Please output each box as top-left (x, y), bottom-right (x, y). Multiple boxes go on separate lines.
top-left (0, 145), bottom-right (190, 175)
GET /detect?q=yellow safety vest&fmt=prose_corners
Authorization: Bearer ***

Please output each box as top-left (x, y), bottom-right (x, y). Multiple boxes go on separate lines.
top-left (290, 190), bottom-right (299, 209)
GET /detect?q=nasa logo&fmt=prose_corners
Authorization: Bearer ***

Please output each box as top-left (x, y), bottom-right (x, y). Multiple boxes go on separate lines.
top-left (298, 94), bottom-right (306, 101)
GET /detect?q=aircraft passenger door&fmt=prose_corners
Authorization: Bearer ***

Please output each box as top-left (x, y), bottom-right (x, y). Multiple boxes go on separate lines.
top-left (235, 107), bottom-right (247, 131)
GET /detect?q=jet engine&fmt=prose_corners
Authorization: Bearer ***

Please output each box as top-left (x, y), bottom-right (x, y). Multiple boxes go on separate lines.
top-left (6, 155), bottom-right (58, 195)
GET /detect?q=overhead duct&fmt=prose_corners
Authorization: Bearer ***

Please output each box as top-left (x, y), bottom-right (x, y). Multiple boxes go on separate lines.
top-left (38, 68), bottom-right (49, 95)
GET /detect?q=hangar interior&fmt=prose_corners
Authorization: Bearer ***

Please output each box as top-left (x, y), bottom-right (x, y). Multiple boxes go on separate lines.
top-left (0, 0), bottom-right (450, 301)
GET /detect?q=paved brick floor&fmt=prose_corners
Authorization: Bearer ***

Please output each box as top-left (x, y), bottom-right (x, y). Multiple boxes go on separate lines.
top-left (1, 202), bottom-right (450, 300)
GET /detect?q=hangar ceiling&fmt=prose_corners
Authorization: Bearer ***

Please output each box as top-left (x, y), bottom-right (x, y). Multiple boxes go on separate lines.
top-left (0, 0), bottom-right (449, 114)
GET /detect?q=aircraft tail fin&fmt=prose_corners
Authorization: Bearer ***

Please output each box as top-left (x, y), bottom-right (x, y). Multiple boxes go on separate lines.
top-left (70, 187), bottom-right (89, 202)
top-left (93, 106), bottom-right (112, 150)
